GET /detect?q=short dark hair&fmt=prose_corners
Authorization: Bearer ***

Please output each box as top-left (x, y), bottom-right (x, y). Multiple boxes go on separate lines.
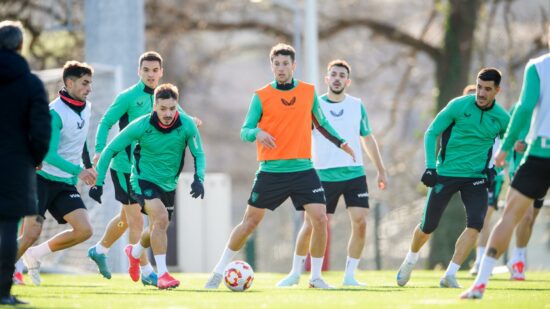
top-left (0, 20), bottom-right (23, 51)
top-left (139, 51), bottom-right (163, 67)
top-left (270, 43), bottom-right (295, 62)
top-left (462, 84), bottom-right (476, 95)
top-left (154, 83), bottom-right (178, 102)
top-left (327, 59), bottom-right (351, 77)
top-left (62, 61), bottom-right (93, 85)
top-left (477, 68), bottom-right (502, 86)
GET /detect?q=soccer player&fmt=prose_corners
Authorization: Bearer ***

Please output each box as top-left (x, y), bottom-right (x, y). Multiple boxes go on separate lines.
top-left (204, 43), bottom-right (355, 290)
top-left (462, 84), bottom-right (507, 276)
top-left (20, 61), bottom-right (97, 286)
top-left (87, 51), bottom-right (164, 286)
top-left (461, 27), bottom-right (550, 299)
top-left (90, 83), bottom-right (205, 289)
top-left (396, 68), bottom-right (510, 289)
top-left (277, 59), bottom-right (387, 287)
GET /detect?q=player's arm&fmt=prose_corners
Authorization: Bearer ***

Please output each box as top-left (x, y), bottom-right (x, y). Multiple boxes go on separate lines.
top-left (423, 99), bottom-right (458, 169)
top-left (94, 93), bottom-right (129, 163)
top-left (95, 120), bottom-right (143, 186)
top-left (358, 105), bottom-right (387, 189)
top-left (187, 122), bottom-right (206, 199)
top-left (240, 94), bottom-right (263, 142)
top-left (43, 110), bottom-right (83, 176)
top-left (501, 63), bottom-right (540, 152)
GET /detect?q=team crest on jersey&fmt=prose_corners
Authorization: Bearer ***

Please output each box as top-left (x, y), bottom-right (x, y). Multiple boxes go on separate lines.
top-left (330, 109), bottom-right (344, 117)
top-left (281, 97), bottom-right (296, 106)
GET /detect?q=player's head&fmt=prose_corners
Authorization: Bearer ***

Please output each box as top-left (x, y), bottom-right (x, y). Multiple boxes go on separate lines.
top-left (476, 67), bottom-right (501, 108)
top-left (154, 83), bottom-right (178, 126)
top-left (138, 51), bottom-right (163, 89)
top-left (63, 61), bottom-right (93, 101)
top-left (325, 59), bottom-right (351, 95)
top-left (270, 43), bottom-right (296, 84)
top-left (462, 84), bottom-right (476, 96)
top-left (0, 20), bottom-right (24, 52)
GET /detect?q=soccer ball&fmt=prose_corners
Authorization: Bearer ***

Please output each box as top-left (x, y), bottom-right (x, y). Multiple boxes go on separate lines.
top-left (223, 260), bottom-right (254, 292)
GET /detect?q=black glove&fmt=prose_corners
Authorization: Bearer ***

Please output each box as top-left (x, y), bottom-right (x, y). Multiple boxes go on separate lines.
top-left (89, 185), bottom-right (103, 203)
top-left (485, 167), bottom-right (497, 188)
top-left (421, 168), bottom-right (438, 187)
top-left (190, 174), bottom-right (204, 199)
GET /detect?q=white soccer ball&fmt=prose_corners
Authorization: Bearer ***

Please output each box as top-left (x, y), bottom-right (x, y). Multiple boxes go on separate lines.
top-left (223, 260), bottom-right (254, 292)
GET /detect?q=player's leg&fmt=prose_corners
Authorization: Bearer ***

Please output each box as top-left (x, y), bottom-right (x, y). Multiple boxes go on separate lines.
top-left (508, 198), bottom-right (543, 280)
top-left (16, 215), bottom-right (43, 260)
top-left (462, 156), bottom-right (549, 299)
top-left (397, 176), bottom-right (456, 287)
top-left (441, 177), bottom-right (487, 288)
top-left (276, 213), bottom-right (311, 287)
top-left (87, 209), bottom-right (126, 279)
top-left (470, 207), bottom-right (494, 275)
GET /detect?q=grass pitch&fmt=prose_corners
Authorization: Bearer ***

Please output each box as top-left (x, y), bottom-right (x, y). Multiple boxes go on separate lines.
top-left (12, 270), bottom-right (550, 308)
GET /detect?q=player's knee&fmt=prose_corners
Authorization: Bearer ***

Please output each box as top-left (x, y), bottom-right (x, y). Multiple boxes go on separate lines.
top-left (75, 225), bottom-right (93, 242)
top-left (309, 212), bottom-right (328, 228)
top-left (242, 217), bottom-right (260, 233)
top-left (352, 216), bottom-right (367, 232)
top-left (153, 214), bottom-right (170, 231)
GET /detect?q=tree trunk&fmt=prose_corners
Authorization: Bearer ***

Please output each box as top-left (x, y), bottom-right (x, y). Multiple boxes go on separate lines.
top-left (428, 0), bottom-right (482, 269)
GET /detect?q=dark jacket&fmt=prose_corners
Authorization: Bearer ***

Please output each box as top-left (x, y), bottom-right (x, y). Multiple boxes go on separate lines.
top-left (0, 50), bottom-right (51, 218)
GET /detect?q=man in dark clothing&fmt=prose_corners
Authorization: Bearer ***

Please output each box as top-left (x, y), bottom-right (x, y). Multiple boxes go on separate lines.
top-left (0, 20), bottom-right (51, 305)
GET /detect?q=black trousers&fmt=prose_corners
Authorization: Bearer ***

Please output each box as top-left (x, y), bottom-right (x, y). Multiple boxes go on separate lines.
top-left (0, 217), bottom-right (18, 298)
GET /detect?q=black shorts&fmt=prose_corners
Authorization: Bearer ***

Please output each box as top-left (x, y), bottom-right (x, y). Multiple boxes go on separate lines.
top-left (248, 169), bottom-right (326, 211)
top-left (134, 179), bottom-right (176, 220)
top-left (534, 197), bottom-right (545, 209)
top-left (322, 176), bottom-right (369, 214)
top-left (487, 177), bottom-right (504, 210)
top-left (420, 175), bottom-right (488, 233)
top-left (36, 174), bottom-right (86, 224)
top-left (511, 156), bottom-right (550, 200)
top-left (110, 169), bottom-right (138, 205)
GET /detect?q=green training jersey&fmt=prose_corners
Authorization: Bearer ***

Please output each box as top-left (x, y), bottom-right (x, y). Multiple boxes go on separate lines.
top-left (424, 94), bottom-right (510, 178)
top-left (95, 81), bottom-right (154, 173)
top-left (240, 79), bottom-right (345, 173)
top-left (501, 60), bottom-right (550, 159)
top-left (96, 112), bottom-right (205, 192)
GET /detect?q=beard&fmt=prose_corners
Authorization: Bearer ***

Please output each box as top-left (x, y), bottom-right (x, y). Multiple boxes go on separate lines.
top-left (330, 86), bottom-right (345, 95)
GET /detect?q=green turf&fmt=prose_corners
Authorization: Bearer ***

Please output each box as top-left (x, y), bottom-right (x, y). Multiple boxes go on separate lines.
top-left (11, 270), bottom-right (550, 308)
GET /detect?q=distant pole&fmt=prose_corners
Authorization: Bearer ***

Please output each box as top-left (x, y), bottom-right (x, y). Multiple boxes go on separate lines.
top-left (304, 0), bottom-right (319, 88)
top-left (293, 4), bottom-right (302, 79)
top-left (84, 0), bottom-right (145, 89)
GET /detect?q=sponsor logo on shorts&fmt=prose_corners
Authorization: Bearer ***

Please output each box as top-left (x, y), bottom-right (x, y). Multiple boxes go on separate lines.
top-left (312, 187), bottom-right (325, 194)
top-left (473, 179), bottom-right (485, 186)
top-left (357, 192), bottom-right (369, 198)
top-left (166, 206), bottom-right (174, 211)
top-left (69, 193), bottom-right (80, 198)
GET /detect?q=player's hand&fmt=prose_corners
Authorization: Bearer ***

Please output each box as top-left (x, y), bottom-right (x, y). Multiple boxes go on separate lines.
top-left (78, 168), bottom-right (97, 186)
top-left (190, 174), bottom-right (205, 199)
top-left (89, 185), bottom-right (103, 204)
top-left (421, 168), bottom-right (437, 187)
top-left (340, 142), bottom-right (356, 162)
top-left (193, 116), bottom-right (203, 128)
top-left (513, 141), bottom-right (527, 153)
top-left (92, 153), bottom-right (101, 168)
top-left (377, 170), bottom-right (388, 190)
top-left (495, 150), bottom-right (508, 167)
top-left (257, 130), bottom-right (276, 149)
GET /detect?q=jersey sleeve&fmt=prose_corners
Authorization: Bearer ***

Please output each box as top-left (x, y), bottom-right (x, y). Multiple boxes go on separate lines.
top-left (43, 110), bottom-right (83, 176)
top-left (95, 93), bottom-right (129, 153)
top-left (312, 93), bottom-right (345, 147)
top-left (240, 94), bottom-right (262, 142)
top-left (96, 118), bottom-right (144, 185)
top-left (424, 99), bottom-right (459, 169)
top-left (501, 63), bottom-right (540, 151)
top-left (186, 123), bottom-right (206, 182)
top-left (359, 103), bottom-right (372, 137)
